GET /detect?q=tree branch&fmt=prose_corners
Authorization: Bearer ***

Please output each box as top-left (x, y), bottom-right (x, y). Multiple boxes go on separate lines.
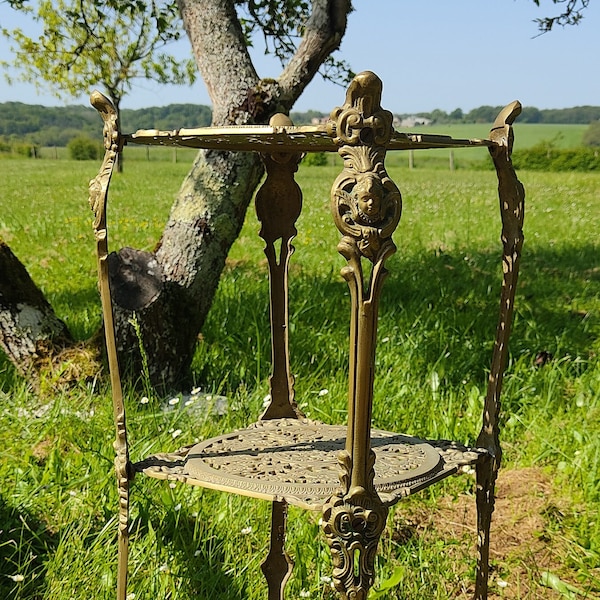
top-left (533, 0), bottom-right (590, 33)
top-left (177, 0), bottom-right (259, 124)
top-left (277, 0), bottom-right (351, 108)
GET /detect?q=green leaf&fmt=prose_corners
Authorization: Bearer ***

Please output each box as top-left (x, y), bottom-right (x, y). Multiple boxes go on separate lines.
top-left (369, 566), bottom-right (405, 599)
top-left (540, 571), bottom-right (585, 598)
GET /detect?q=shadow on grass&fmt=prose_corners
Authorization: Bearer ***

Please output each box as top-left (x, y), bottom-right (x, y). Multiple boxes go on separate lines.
top-left (129, 487), bottom-right (241, 599)
top-left (200, 241), bottom-right (599, 393)
top-left (0, 496), bottom-right (57, 598)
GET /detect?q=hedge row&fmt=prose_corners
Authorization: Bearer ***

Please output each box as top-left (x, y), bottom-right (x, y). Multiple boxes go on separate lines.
top-left (512, 142), bottom-right (600, 172)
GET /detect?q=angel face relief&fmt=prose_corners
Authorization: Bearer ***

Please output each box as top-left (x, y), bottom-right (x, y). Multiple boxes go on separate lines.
top-left (355, 173), bottom-right (382, 223)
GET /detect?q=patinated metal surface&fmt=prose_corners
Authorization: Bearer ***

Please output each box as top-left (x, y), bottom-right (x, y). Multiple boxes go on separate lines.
top-left (136, 420), bottom-right (486, 508)
top-left (320, 72), bottom-right (399, 599)
top-left (255, 113), bottom-right (304, 421)
top-left (125, 122), bottom-right (494, 153)
top-left (89, 71), bottom-right (525, 600)
top-left (88, 90), bottom-right (130, 600)
top-left (474, 100), bottom-right (525, 600)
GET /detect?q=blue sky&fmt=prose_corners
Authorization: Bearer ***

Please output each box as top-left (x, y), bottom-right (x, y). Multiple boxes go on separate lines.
top-left (1, 0), bottom-right (598, 113)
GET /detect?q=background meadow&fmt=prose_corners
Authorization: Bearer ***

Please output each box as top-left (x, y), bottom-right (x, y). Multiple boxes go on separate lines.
top-left (1, 135), bottom-right (599, 598)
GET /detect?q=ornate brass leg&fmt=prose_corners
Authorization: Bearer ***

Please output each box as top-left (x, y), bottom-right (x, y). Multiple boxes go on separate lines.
top-left (261, 500), bottom-right (294, 600)
top-left (323, 72), bottom-right (400, 600)
top-left (322, 480), bottom-right (388, 600)
top-left (255, 128), bottom-right (304, 421)
top-left (116, 447), bottom-right (130, 600)
top-left (474, 457), bottom-right (496, 600)
top-left (89, 91), bottom-right (131, 600)
top-left (473, 102), bottom-right (525, 599)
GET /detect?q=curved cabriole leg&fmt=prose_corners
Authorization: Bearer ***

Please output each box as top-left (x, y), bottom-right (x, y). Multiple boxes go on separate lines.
top-left (89, 90), bottom-right (131, 600)
top-left (261, 501), bottom-right (294, 600)
top-left (475, 101), bottom-right (525, 599)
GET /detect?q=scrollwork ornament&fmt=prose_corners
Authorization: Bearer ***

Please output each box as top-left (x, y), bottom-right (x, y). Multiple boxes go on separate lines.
top-left (328, 73), bottom-right (401, 263)
top-left (321, 493), bottom-right (388, 600)
top-left (327, 71), bottom-right (393, 147)
top-left (88, 91), bottom-right (121, 234)
top-left (332, 165), bottom-right (401, 262)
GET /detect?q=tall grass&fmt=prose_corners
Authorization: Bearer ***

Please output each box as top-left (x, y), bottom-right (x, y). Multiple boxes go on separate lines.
top-left (0, 157), bottom-right (598, 598)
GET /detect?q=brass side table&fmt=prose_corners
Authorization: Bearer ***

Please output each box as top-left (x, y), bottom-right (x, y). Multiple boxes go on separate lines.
top-left (89, 71), bottom-right (524, 600)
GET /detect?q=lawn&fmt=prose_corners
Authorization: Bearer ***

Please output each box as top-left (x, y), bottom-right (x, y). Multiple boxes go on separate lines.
top-left (0, 152), bottom-right (599, 599)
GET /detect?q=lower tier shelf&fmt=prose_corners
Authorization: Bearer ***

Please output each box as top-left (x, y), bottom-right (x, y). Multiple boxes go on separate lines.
top-left (133, 418), bottom-right (488, 510)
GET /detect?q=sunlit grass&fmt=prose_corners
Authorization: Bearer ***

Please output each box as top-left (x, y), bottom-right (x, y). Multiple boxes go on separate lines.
top-left (1, 157), bottom-right (599, 598)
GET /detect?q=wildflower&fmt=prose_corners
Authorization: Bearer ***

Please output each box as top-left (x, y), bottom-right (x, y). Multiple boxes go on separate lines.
top-left (7, 574), bottom-right (24, 582)
top-left (497, 579), bottom-right (508, 588)
top-left (174, 503), bottom-right (182, 512)
top-left (184, 399), bottom-right (195, 407)
top-left (299, 590), bottom-right (310, 598)
top-left (318, 389), bottom-right (329, 396)
top-left (381, 336), bottom-right (390, 343)
top-left (168, 397), bottom-right (180, 406)
top-left (191, 387), bottom-right (202, 395)
top-left (140, 396), bottom-right (149, 405)
top-left (241, 526), bottom-right (252, 535)
top-left (126, 593), bottom-right (136, 600)
top-left (194, 550), bottom-right (201, 557)
top-left (169, 482), bottom-right (177, 489)
top-left (172, 429), bottom-right (182, 439)
top-left (262, 394), bottom-right (271, 407)
top-left (320, 575), bottom-right (332, 584)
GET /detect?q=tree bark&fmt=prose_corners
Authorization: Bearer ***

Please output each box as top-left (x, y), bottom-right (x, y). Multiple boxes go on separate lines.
top-left (107, 0), bottom-right (350, 388)
top-left (0, 241), bottom-right (73, 376)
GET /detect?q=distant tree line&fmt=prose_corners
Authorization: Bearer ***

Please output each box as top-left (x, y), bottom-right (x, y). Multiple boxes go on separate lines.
top-left (292, 105), bottom-right (600, 126)
top-left (0, 101), bottom-right (213, 147)
top-left (1, 101), bottom-right (599, 150)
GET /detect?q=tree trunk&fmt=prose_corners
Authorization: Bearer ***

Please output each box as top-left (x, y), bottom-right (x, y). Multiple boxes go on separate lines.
top-left (108, 0), bottom-right (350, 389)
top-left (0, 241), bottom-right (74, 376)
top-left (0, 0), bottom-right (350, 389)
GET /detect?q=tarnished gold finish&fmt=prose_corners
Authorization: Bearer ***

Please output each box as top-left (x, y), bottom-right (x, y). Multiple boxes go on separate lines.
top-left (125, 124), bottom-right (493, 153)
top-left (261, 501), bottom-right (294, 600)
top-left (90, 71), bottom-right (525, 600)
top-left (474, 100), bottom-right (525, 600)
top-left (320, 72), bottom-right (398, 599)
top-left (256, 114), bottom-right (304, 421)
top-left (88, 90), bottom-right (130, 600)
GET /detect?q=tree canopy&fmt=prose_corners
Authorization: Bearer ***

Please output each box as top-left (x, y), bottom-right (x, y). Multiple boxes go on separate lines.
top-left (1, 0), bottom-right (197, 113)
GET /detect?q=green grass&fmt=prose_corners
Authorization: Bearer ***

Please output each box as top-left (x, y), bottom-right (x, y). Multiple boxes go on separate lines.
top-left (1, 155), bottom-right (599, 599)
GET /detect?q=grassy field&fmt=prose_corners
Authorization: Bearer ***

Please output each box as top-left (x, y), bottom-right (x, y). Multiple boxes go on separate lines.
top-left (0, 153), bottom-right (599, 599)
